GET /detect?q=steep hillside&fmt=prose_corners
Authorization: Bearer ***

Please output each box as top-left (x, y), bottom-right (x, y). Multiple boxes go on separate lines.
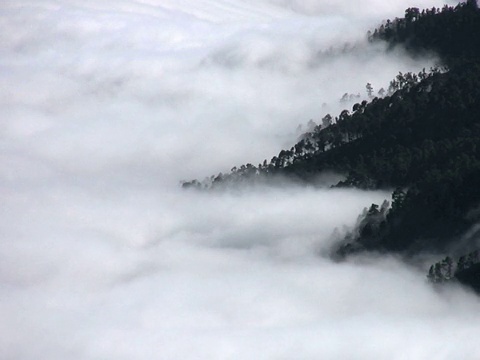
top-left (183, 1), bottom-right (480, 287)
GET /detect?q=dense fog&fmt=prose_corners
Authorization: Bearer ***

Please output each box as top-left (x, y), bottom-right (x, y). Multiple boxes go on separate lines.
top-left (2, 0), bottom-right (480, 359)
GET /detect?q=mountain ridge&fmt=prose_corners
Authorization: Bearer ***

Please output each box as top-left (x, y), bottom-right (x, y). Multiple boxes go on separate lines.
top-left (183, 0), bottom-right (480, 291)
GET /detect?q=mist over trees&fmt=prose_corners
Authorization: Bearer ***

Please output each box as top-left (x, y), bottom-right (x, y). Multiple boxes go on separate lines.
top-left (5, 0), bottom-right (480, 357)
top-left (184, 0), bottom-right (480, 291)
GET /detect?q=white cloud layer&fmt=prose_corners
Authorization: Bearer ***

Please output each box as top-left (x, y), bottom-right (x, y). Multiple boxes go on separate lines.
top-left (1, 0), bottom-right (480, 359)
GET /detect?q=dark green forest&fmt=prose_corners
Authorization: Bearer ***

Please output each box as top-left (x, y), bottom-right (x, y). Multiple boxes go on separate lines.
top-left (183, 1), bottom-right (480, 291)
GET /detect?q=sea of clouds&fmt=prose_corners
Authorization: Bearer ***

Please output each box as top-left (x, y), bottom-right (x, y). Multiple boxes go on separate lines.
top-left (2, 0), bottom-right (480, 359)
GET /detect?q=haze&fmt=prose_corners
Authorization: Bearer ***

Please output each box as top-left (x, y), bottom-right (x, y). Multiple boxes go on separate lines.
top-left (1, 0), bottom-right (479, 359)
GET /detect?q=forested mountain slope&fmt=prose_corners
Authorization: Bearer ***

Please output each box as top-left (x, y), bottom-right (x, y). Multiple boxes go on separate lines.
top-left (183, 1), bottom-right (480, 283)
